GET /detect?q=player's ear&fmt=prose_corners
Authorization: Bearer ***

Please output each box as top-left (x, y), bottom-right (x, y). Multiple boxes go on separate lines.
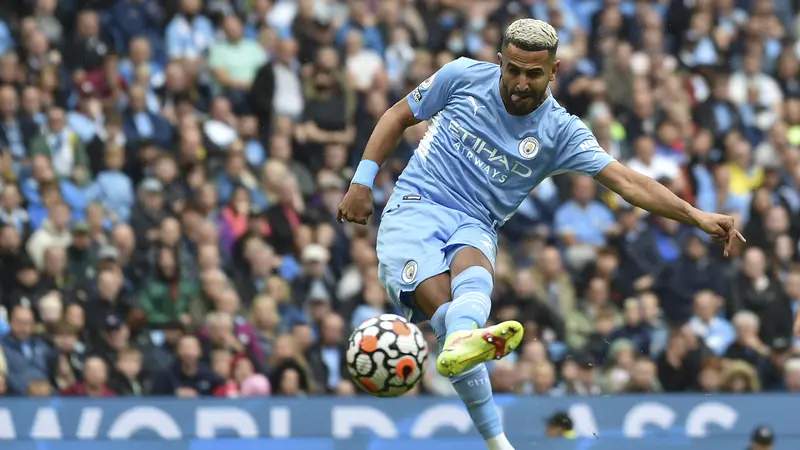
top-left (497, 52), bottom-right (503, 67)
top-left (550, 59), bottom-right (561, 81)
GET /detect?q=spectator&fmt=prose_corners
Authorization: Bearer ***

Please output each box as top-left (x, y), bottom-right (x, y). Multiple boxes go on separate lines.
top-left (165, 0), bottom-right (214, 62)
top-left (625, 357), bottom-right (662, 393)
top-left (601, 338), bottom-right (635, 393)
top-left (554, 176), bottom-right (615, 269)
top-left (250, 295), bottom-right (280, 366)
top-left (270, 358), bottom-right (310, 397)
top-left (657, 329), bottom-right (700, 393)
top-left (130, 178), bottom-right (168, 251)
top-left (608, 298), bottom-right (652, 356)
top-left (64, 221), bottom-right (92, 283)
top-left (0, 223), bottom-right (23, 299)
top-left (307, 313), bottom-right (348, 393)
top-left (565, 277), bottom-right (619, 352)
top-left (729, 247), bottom-right (793, 344)
top-left (545, 412), bottom-right (576, 439)
top-left (109, 347), bottom-right (154, 396)
top-left (208, 15), bottom-right (266, 114)
top-left (155, 335), bottom-right (222, 397)
top-left (199, 309), bottom-right (262, 369)
top-left (61, 355), bottom-right (115, 397)
top-left (25, 202), bottom-right (72, 269)
top-left (5, 257), bottom-right (49, 314)
top-left (48, 320), bottom-right (86, 392)
top-left (560, 354), bottom-right (601, 396)
top-left (138, 245), bottom-right (198, 328)
top-left (530, 246), bottom-right (576, 319)
top-left (640, 292), bottom-right (669, 357)
top-left (626, 135), bottom-right (682, 183)
top-left (85, 269), bottom-right (136, 337)
top-left (748, 425), bottom-right (775, 450)
top-left (29, 107), bottom-right (90, 182)
top-left (687, 290), bottom-right (735, 356)
top-left (784, 358), bottom-right (800, 393)
top-left (719, 359), bottom-right (761, 393)
top-left (583, 305), bottom-right (619, 364)
top-left (0, 85), bottom-right (38, 171)
top-left (292, 243), bottom-right (336, 307)
top-left (530, 361), bottom-right (557, 396)
top-left (656, 234), bottom-right (728, 322)
top-left (725, 311), bottom-right (770, 369)
top-left (268, 38), bottom-right (304, 121)
top-left (694, 72), bottom-right (743, 141)
top-left (0, 305), bottom-right (52, 395)
top-left (122, 84), bottom-right (173, 150)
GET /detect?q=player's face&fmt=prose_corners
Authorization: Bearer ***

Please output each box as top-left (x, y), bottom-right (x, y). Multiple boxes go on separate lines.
top-left (498, 44), bottom-right (559, 115)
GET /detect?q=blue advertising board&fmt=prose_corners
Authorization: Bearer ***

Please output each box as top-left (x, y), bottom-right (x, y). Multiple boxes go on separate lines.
top-left (0, 394), bottom-right (797, 449)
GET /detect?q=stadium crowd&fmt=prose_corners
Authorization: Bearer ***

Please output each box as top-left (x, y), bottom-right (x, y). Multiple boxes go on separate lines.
top-left (0, 0), bottom-right (799, 399)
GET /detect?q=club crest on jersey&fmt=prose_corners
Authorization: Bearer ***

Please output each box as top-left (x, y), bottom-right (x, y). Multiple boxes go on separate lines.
top-left (518, 137), bottom-right (540, 159)
top-left (402, 260), bottom-right (418, 283)
top-left (420, 73), bottom-right (436, 90)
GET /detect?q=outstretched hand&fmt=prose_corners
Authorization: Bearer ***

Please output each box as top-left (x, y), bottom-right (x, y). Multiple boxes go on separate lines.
top-left (695, 212), bottom-right (746, 257)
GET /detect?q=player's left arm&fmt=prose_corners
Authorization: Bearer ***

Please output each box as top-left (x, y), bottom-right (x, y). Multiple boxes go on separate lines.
top-left (595, 161), bottom-right (744, 255)
top-left (595, 161), bottom-right (700, 225)
top-left (555, 120), bottom-right (745, 256)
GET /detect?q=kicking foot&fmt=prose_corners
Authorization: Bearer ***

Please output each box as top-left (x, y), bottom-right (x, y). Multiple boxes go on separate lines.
top-left (436, 321), bottom-right (524, 377)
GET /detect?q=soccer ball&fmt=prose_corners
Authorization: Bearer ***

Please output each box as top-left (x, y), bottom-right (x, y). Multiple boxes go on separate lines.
top-left (346, 314), bottom-right (428, 397)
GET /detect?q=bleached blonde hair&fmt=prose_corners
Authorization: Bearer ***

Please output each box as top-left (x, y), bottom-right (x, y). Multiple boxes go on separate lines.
top-left (502, 19), bottom-right (559, 56)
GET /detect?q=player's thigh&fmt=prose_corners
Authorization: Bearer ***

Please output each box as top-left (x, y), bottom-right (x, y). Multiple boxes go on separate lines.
top-left (411, 271), bottom-right (452, 320)
top-left (409, 247), bottom-right (494, 320)
top-left (445, 219), bottom-right (498, 279)
top-left (449, 246), bottom-right (494, 279)
top-left (376, 200), bottom-right (453, 322)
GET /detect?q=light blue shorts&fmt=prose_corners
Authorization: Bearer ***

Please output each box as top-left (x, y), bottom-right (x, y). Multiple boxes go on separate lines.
top-left (376, 195), bottom-right (497, 323)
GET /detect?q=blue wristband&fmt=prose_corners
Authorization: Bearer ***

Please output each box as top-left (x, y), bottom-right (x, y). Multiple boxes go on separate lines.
top-left (351, 160), bottom-right (380, 189)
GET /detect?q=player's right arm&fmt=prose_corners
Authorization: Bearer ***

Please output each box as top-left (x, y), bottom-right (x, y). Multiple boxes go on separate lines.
top-left (337, 58), bottom-right (468, 225)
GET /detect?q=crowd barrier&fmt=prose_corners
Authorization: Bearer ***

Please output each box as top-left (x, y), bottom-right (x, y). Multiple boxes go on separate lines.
top-left (0, 394), bottom-right (798, 449)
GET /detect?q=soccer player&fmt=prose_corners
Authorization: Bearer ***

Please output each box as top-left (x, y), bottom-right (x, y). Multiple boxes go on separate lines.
top-left (338, 19), bottom-right (744, 450)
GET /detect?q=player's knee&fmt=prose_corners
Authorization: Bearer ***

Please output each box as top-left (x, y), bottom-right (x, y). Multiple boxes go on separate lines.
top-left (413, 272), bottom-right (452, 318)
top-left (451, 265), bottom-right (494, 299)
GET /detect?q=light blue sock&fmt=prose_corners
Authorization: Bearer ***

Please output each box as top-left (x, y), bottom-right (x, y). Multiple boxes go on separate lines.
top-left (444, 266), bottom-right (493, 336)
top-left (451, 365), bottom-right (503, 440)
top-left (431, 298), bottom-right (504, 441)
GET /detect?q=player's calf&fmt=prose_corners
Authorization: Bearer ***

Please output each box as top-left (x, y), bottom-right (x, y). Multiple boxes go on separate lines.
top-left (431, 305), bottom-right (514, 450)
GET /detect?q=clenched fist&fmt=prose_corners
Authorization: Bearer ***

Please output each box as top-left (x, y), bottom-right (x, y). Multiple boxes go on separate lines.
top-left (337, 184), bottom-right (373, 225)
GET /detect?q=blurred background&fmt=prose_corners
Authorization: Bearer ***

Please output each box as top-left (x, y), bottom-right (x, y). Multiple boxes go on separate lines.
top-left (0, 0), bottom-right (799, 448)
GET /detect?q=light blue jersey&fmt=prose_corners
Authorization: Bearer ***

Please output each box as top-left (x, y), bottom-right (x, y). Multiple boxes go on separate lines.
top-left (377, 57), bottom-right (615, 322)
top-left (399, 56), bottom-right (614, 227)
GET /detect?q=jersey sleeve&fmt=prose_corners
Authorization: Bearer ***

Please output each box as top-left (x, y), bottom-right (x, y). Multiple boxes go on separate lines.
top-left (551, 117), bottom-right (616, 178)
top-left (405, 58), bottom-right (469, 121)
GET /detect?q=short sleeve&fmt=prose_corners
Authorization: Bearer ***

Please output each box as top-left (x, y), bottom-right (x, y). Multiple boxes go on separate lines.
top-left (551, 117), bottom-right (616, 178)
top-left (405, 58), bottom-right (468, 121)
top-left (207, 44), bottom-right (221, 69)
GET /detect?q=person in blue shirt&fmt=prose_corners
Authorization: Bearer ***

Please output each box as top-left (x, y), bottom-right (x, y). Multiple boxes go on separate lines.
top-left (338, 19), bottom-right (744, 450)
